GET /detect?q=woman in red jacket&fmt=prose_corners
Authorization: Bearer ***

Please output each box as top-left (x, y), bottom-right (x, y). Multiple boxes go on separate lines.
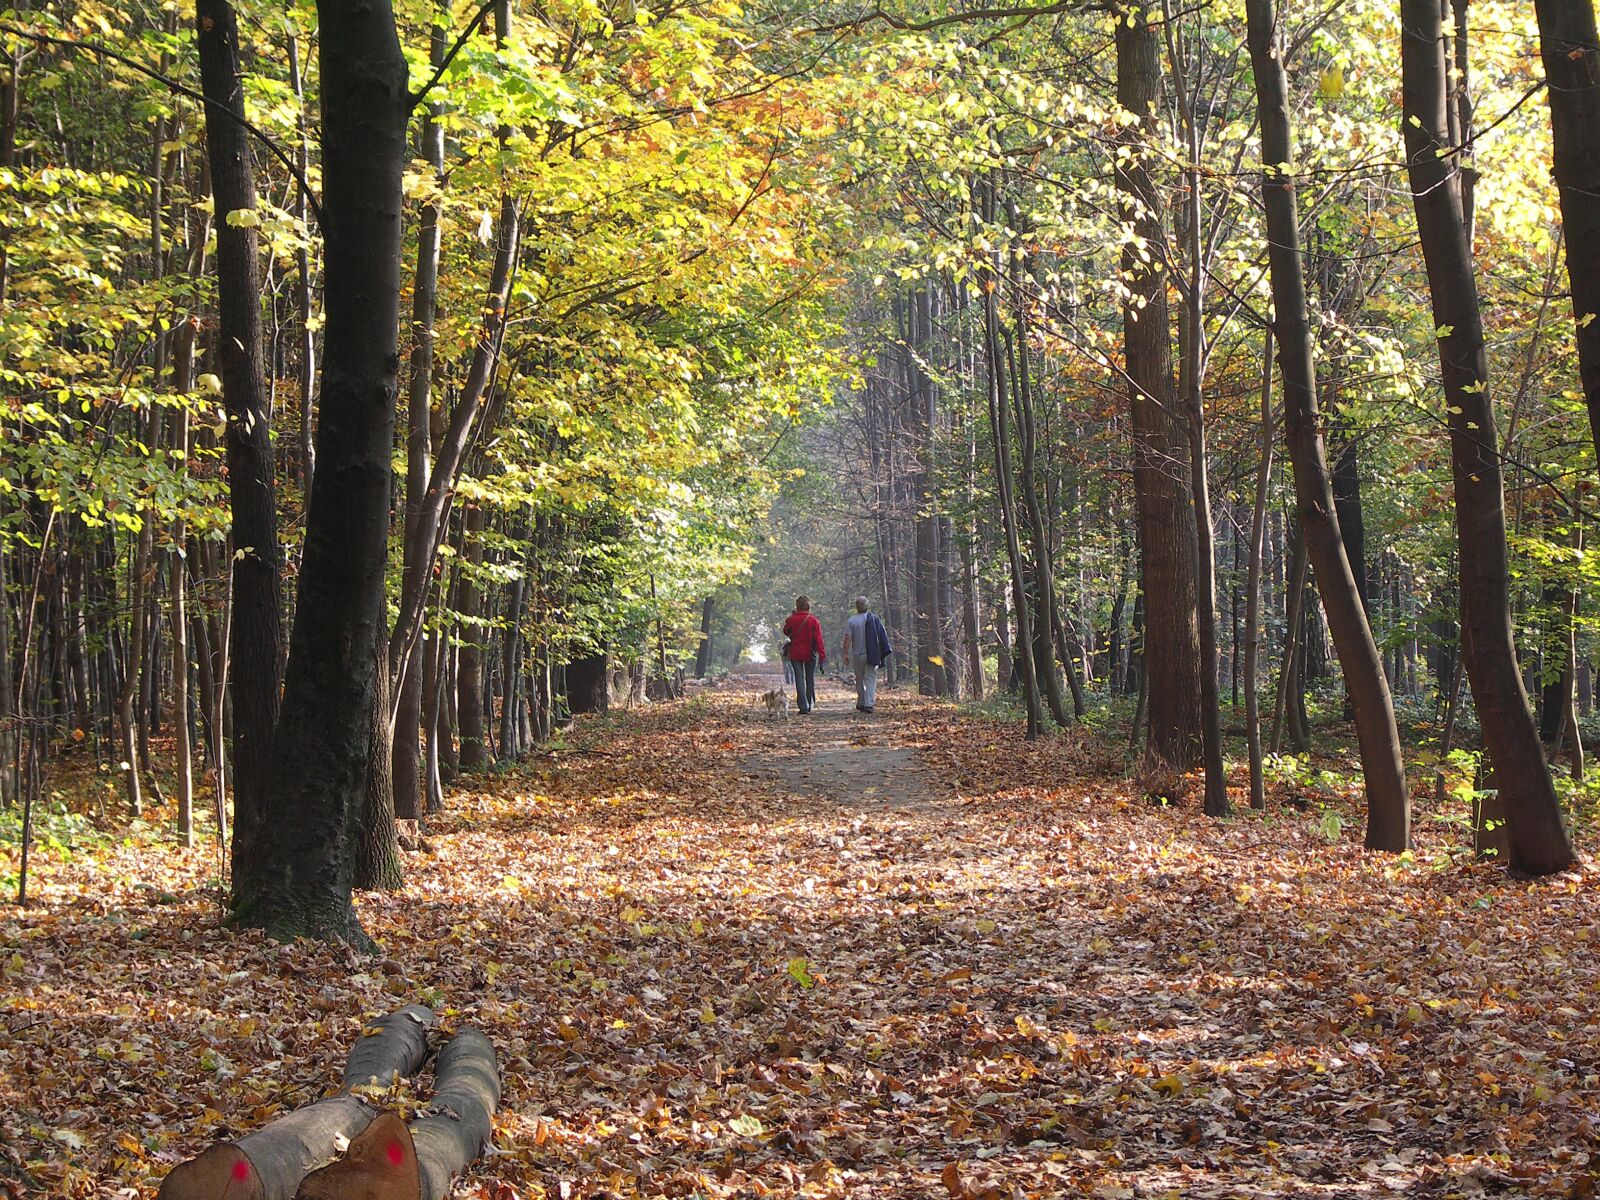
top-left (782, 595), bottom-right (826, 714)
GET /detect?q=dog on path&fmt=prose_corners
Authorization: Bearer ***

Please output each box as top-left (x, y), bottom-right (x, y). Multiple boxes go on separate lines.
top-left (761, 687), bottom-right (790, 720)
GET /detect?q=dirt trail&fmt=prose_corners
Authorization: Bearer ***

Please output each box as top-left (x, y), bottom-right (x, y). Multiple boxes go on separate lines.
top-left (735, 673), bottom-right (938, 812)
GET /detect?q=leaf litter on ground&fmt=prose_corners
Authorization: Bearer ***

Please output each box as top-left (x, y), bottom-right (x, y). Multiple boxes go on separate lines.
top-left (3, 677), bottom-right (1599, 1198)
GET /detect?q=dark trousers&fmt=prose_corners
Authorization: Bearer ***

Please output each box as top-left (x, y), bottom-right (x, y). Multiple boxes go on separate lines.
top-left (791, 655), bottom-right (816, 713)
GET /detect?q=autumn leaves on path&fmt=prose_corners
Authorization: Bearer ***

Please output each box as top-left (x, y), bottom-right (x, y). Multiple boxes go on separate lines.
top-left (5, 685), bottom-right (1599, 1198)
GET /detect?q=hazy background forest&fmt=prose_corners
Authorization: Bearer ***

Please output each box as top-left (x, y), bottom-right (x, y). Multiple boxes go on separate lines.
top-left (4, 0), bottom-right (1600, 1193)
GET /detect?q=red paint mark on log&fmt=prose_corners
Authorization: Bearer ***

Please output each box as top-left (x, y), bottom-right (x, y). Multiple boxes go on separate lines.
top-left (386, 1141), bottom-right (405, 1166)
top-left (231, 1160), bottom-right (251, 1181)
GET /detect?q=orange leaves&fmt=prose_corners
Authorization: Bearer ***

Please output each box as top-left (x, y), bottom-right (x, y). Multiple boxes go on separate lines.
top-left (7, 684), bottom-right (1600, 1198)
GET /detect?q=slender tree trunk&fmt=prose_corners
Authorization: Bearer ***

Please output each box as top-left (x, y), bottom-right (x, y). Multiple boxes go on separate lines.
top-left (118, 521), bottom-right (151, 817)
top-left (231, 0), bottom-right (410, 942)
top-left (694, 597), bottom-right (715, 678)
top-left (1271, 538), bottom-right (1310, 755)
top-left (1401, 0), bottom-right (1575, 874)
top-left (357, 642), bottom-right (403, 890)
top-left (1245, 333), bottom-right (1275, 811)
top-left (391, 3), bottom-right (447, 826)
top-left (1248, 0), bottom-right (1411, 849)
top-left (288, 34), bottom-right (317, 502)
top-left (455, 505), bottom-right (488, 771)
top-left (979, 181), bottom-right (1042, 736)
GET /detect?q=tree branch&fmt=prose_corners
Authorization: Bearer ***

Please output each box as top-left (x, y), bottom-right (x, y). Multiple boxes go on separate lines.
top-left (0, 23), bottom-right (323, 227)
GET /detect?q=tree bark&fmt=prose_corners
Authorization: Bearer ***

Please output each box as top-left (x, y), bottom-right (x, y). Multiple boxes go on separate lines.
top-left (1248, 0), bottom-right (1411, 849)
top-left (297, 1029), bottom-right (498, 1200)
top-left (358, 641), bottom-right (403, 891)
top-left (158, 1008), bottom-right (435, 1200)
top-left (230, 0), bottom-right (410, 942)
top-left (455, 505), bottom-right (488, 770)
top-left (1401, 0), bottom-right (1576, 874)
top-left (197, 0), bottom-right (284, 863)
top-left (978, 180), bottom-right (1043, 736)
top-left (1115, 9), bottom-right (1202, 769)
top-left (1244, 335), bottom-right (1275, 810)
top-left (1534, 0), bottom-right (1600, 468)
top-left (392, 3), bottom-right (446, 826)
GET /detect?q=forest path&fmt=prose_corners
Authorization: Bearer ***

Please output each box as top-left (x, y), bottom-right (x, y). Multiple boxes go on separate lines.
top-left (736, 672), bottom-right (941, 814)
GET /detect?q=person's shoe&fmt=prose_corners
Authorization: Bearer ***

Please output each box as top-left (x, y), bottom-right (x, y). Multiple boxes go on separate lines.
top-left (863, 706), bottom-right (874, 713)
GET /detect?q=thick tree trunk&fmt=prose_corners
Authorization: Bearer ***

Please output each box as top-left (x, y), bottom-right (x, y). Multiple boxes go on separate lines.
top-left (230, 0), bottom-right (410, 942)
top-left (1401, 0), bottom-right (1576, 874)
top-left (1248, 0), bottom-right (1411, 849)
top-left (566, 651), bottom-right (609, 717)
top-left (1115, 12), bottom-right (1202, 769)
top-left (197, 0), bottom-right (284, 865)
top-left (1534, 0), bottom-right (1600, 468)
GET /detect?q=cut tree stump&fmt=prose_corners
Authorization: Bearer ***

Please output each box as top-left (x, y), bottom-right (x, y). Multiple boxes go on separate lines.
top-left (156, 1005), bottom-right (436, 1200)
top-left (295, 1028), bottom-right (501, 1200)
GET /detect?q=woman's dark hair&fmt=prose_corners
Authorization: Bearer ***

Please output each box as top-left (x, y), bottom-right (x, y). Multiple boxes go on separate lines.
top-left (795, 595), bottom-right (810, 611)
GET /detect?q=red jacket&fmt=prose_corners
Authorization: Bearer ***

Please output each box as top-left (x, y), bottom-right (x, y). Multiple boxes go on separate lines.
top-left (782, 611), bottom-right (825, 663)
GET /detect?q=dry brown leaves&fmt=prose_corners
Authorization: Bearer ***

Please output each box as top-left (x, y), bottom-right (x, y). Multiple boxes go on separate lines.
top-left (3, 678), bottom-right (1598, 1199)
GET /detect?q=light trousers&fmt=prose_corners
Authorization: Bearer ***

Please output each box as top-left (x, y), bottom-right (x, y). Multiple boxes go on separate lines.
top-left (852, 656), bottom-right (878, 709)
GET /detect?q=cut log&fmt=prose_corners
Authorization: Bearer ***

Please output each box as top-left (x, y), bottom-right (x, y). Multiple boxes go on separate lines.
top-left (157, 1006), bottom-right (436, 1200)
top-left (295, 1112), bottom-right (419, 1200)
top-left (412, 1029), bottom-right (500, 1200)
top-left (294, 1029), bottom-right (500, 1200)
top-left (344, 1004), bottom-right (435, 1090)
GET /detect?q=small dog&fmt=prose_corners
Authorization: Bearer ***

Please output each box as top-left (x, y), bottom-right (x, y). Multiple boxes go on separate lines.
top-left (762, 687), bottom-right (790, 719)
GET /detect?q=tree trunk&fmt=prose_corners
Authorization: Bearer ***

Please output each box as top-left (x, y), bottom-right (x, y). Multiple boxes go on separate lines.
top-left (230, 0), bottom-right (410, 943)
top-left (1116, 11), bottom-right (1202, 769)
top-left (1244, 333), bottom-right (1275, 810)
top-left (1247, 0), bottom-right (1411, 849)
top-left (566, 651), bottom-right (609, 717)
top-left (392, 7), bottom-right (446, 826)
top-left (357, 641), bottom-right (403, 891)
top-left (297, 1029), bottom-right (498, 1200)
top-left (978, 181), bottom-right (1043, 736)
top-left (455, 505), bottom-right (487, 771)
top-left (1401, 0), bottom-right (1576, 874)
top-left (694, 596), bottom-right (715, 677)
top-left (1535, 0), bottom-right (1600, 471)
top-left (197, 0), bottom-right (284, 866)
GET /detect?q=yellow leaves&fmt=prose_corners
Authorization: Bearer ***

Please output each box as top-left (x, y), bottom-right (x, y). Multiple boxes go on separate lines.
top-left (1318, 64), bottom-right (1346, 100)
top-left (975, 918), bottom-right (996, 935)
top-left (3, 952), bottom-right (23, 979)
top-left (1152, 1074), bottom-right (1185, 1098)
top-left (787, 956), bottom-right (817, 988)
top-left (728, 1113), bottom-right (764, 1137)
